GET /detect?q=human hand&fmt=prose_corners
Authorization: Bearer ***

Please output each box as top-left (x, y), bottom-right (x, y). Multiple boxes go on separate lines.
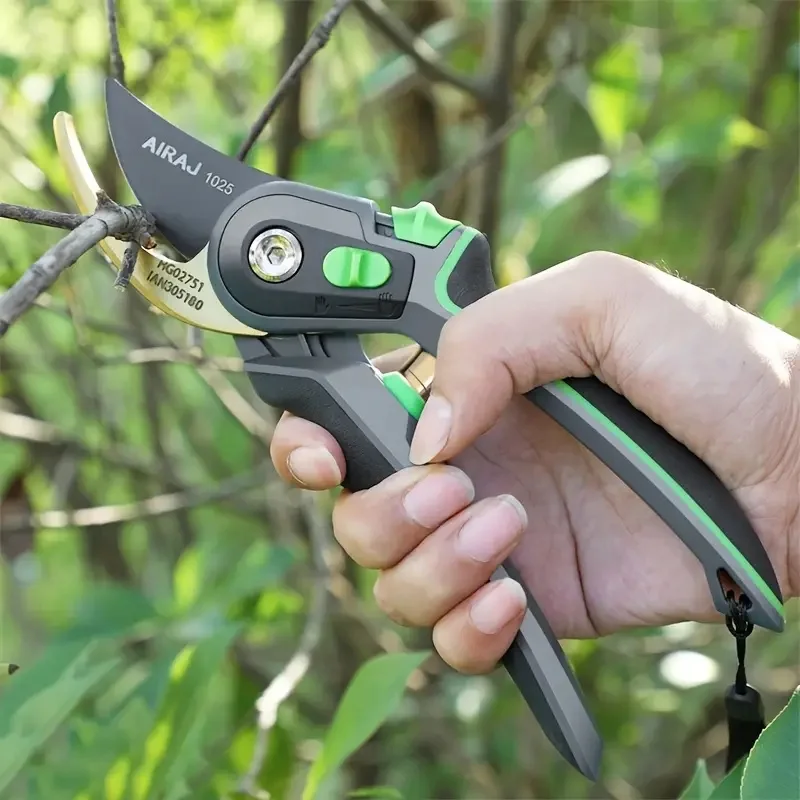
top-left (270, 251), bottom-right (800, 674)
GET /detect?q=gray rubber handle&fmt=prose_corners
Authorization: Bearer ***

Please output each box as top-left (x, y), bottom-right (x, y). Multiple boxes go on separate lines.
top-left (237, 334), bottom-right (603, 781)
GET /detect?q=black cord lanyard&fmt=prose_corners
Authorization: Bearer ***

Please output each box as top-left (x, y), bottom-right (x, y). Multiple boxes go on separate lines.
top-left (723, 590), bottom-right (765, 772)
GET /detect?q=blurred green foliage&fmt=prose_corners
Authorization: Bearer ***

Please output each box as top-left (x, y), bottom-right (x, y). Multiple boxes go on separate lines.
top-left (0, 0), bottom-right (798, 798)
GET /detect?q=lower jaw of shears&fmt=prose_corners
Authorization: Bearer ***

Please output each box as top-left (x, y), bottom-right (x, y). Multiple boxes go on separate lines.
top-left (53, 112), bottom-right (264, 337)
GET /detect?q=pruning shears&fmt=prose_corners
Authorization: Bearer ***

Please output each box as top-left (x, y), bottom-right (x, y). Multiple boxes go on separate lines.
top-left (52, 80), bottom-right (784, 781)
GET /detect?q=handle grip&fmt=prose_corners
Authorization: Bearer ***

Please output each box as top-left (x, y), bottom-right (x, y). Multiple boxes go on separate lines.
top-left (238, 334), bottom-right (603, 781)
top-left (428, 232), bottom-right (783, 631)
top-left (528, 378), bottom-right (784, 631)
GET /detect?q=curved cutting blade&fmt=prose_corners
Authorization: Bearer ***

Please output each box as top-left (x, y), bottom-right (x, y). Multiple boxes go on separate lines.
top-left (105, 78), bottom-right (275, 259)
top-left (53, 111), bottom-right (265, 336)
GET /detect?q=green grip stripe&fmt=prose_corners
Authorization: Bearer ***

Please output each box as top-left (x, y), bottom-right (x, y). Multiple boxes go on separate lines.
top-left (434, 227), bottom-right (479, 315)
top-left (551, 380), bottom-right (784, 618)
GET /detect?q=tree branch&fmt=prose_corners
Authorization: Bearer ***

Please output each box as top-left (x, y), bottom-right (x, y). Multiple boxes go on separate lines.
top-left (275, 0), bottom-right (314, 177)
top-left (236, 0), bottom-right (355, 162)
top-left (104, 0), bottom-right (126, 86)
top-left (239, 490), bottom-right (331, 797)
top-left (0, 203), bottom-right (87, 231)
top-left (0, 192), bottom-right (156, 336)
top-left (474, 0), bottom-right (524, 244)
top-left (0, 471), bottom-right (264, 532)
top-left (700, 0), bottom-right (797, 289)
top-left (353, 0), bottom-right (486, 100)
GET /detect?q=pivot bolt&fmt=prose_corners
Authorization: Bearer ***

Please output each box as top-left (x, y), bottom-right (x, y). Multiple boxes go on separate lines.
top-left (248, 228), bottom-right (303, 283)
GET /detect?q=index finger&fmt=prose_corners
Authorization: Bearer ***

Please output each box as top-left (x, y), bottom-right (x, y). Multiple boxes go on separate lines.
top-left (269, 342), bottom-right (426, 489)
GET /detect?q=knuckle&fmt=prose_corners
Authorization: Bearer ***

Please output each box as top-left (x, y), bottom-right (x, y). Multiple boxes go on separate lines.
top-left (572, 250), bottom-right (652, 282)
top-left (438, 311), bottom-right (475, 356)
top-left (372, 576), bottom-right (416, 627)
top-left (432, 628), bottom-right (493, 675)
top-left (331, 501), bottom-right (396, 569)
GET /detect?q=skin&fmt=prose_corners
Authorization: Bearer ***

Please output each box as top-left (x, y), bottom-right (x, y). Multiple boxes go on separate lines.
top-left (270, 251), bottom-right (800, 675)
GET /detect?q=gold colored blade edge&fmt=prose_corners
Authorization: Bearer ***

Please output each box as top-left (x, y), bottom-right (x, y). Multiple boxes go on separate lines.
top-left (52, 111), bottom-right (265, 336)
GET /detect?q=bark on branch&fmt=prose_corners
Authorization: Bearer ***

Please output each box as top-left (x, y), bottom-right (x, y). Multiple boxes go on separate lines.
top-left (0, 192), bottom-right (156, 336)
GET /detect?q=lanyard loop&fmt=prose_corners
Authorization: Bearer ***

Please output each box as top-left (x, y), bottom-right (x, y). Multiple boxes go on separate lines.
top-left (723, 590), bottom-right (765, 773)
top-left (725, 590), bottom-right (754, 695)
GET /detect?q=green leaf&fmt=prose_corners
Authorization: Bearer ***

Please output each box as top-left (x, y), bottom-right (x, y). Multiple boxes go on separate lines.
top-left (68, 584), bottom-right (161, 639)
top-left (679, 760), bottom-right (715, 800)
top-left (302, 651), bottom-right (430, 800)
top-left (0, 54), bottom-right (19, 79)
top-left (587, 41), bottom-right (641, 150)
top-left (132, 624), bottom-right (241, 799)
top-left (203, 541), bottom-right (295, 609)
top-left (0, 640), bottom-right (122, 794)
top-left (708, 758), bottom-right (746, 800)
top-left (610, 154), bottom-right (661, 227)
top-left (173, 547), bottom-right (203, 612)
top-left (741, 686), bottom-right (800, 799)
top-left (348, 787), bottom-right (404, 799)
top-left (39, 72), bottom-right (71, 139)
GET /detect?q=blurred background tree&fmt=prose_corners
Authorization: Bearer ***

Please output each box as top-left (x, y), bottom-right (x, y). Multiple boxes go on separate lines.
top-left (0, 0), bottom-right (797, 798)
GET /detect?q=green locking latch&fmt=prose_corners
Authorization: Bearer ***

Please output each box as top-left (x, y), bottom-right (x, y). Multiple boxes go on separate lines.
top-left (391, 201), bottom-right (460, 248)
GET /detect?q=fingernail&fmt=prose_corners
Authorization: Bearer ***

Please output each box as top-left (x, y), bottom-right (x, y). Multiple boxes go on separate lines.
top-left (402, 467), bottom-right (475, 528)
top-left (287, 446), bottom-right (342, 486)
top-left (409, 394), bottom-right (452, 464)
top-left (456, 495), bottom-right (527, 562)
top-left (470, 578), bottom-right (527, 634)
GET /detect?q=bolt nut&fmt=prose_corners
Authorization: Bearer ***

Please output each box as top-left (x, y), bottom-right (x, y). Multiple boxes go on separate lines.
top-left (248, 228), bottom-right (303, 283)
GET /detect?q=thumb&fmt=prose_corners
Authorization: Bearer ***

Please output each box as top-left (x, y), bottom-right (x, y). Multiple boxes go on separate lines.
top-left (408, 251), bottom-right (645, 465)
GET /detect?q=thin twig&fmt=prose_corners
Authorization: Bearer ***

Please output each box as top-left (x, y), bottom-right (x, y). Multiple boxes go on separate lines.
top-left (353, 0), bottom-right (485, 100)
top-left (0, 192), bottom-right (156, 336)
top-left (105, 0), bottom-right (126, 86)
top-left (239, 491), bottom-right (331, 797)
top-left (92, 346), bottom-right (243, 372)
top-left (0, 204), bottom-right (87, 231)
top-left (114, 241), bottom-right (140, 290)
top-left (423, 70), bottom-right (560, 203)
top-left (1, 471), bottom-right (264, 532)
top-left (0, 407), bottom-right (171, 480)
top-left (236, 0), bottom-right (355, 162)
